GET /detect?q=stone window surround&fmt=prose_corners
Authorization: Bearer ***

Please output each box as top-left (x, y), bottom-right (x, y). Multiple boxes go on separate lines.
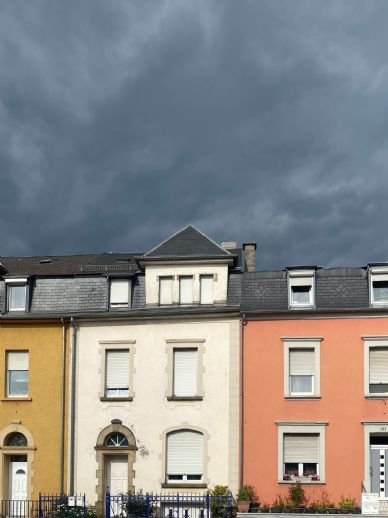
top-left (157, 273), bottom-right (218, 306)
top-left (165, 339), bottom-right (205, 401)
top-left (276, 421), bottom-right (327, 484)
top-left (160, 424), bottom-right (209, 489)
top-left (282, 337), bottom-right (322, 399)
top-left (0, 422), bottom-right (35, 500)
top-left (363, 336), bottom-right (388, 398)
top-left (98, 340), bottom-right (136, 402)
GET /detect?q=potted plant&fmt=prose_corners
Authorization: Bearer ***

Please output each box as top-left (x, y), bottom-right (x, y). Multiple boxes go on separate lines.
top-left (259, 503), bottom-right (270, 513)
top-left (288, 480), bottom-right (307, 512)
top-left (237, 484), bottom-right (256, 513)
top-left (271, 494), bottom-right (285, 513)
top-left (338, 496), bottom-right (357, 514)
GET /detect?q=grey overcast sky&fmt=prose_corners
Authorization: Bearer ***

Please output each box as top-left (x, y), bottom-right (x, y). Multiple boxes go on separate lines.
top-left (1, 0), bottom-right (388, 269)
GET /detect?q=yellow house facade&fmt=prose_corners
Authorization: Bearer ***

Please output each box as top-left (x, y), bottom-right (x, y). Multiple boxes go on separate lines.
top-left (0, 319), bottom-right (69, 500)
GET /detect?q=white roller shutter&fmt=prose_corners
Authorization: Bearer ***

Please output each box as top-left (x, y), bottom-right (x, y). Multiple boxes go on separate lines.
top-left (167, 430), bottom-right (203, 475)
top-left (200, 276), bottom-right (214, 304)
top-left (110, 280), bottom-right (129, 306)
top-left (370, 348), bottom-right (388, 384)
top-left (290, 277), bottom-right (312, 287)
top-left (290, 349), bottom-right (314, 376)
top-left (7, 351), bottom-right (29, 370)
top-left (179, 277), bottom-right (193, 304)
top-left (159, 277), bottom-right (173, 305)
top-left (173, 349), bottom-right (198, 396)
top-left (284, 434), bottom-right (319, 463)
top-left (106, 350), bottom-right (129, 389)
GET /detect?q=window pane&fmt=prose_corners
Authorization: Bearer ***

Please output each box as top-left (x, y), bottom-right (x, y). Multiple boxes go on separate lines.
top-left (8, 371), bottom-right (28, 396)
top-left (284, 463), bottom-right (299, 476)
top-left (290, 375), bottom-right (313, 393)
top-left (9, 286), bottom-right (26, 310)
top-left (370, 383), bottom-right (388, 393)
top-left (179, 277), bottom-right (193, 304)
top-left (159, 277), bottom-right (173, 305)
top-left (200, 276), bottom-right (214, 304)
top-left (303, 463), bottom-right (317, 476)
top-left (373, 281), bottom-right (388, 302)
top-left (291, 286), bottom-right (311, 304)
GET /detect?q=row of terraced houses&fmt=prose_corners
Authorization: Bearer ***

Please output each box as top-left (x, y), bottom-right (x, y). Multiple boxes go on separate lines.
top-left (2, 225), bottom-right (388, 512)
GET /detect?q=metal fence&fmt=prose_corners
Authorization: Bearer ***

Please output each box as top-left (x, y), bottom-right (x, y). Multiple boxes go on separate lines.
top-left (107, 492), bottom-right (235, 518)
top-left (0, 494), bottom-right (86, 518)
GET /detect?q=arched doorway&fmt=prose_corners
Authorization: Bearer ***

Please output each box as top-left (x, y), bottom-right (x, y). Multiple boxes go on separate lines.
top-left (0, 425), bottom-right (35, 501)
top-left (95, 420), bottom-right (137, 514)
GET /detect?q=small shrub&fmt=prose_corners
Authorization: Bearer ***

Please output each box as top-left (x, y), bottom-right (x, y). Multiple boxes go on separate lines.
top-left (209, 486), bottom-right (230, 518)
top-left (339, 495), bottom-right (357, 510)
top-left (287, 480), bottom-right (306, 507)
top-left (49, 504), bottom-right (97, 518)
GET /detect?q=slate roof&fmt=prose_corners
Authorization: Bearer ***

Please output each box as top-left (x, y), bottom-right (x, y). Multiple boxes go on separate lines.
top-left (143, 225), bottom-right (233, 259)
top-left (242, 267), bottom-right (370, 312)
top-left (0, 253), bottom-right (139, 277)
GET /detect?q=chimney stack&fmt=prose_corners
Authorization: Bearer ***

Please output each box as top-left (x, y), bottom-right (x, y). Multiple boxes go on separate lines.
top-left (243, 243), bottom-right (257, 272)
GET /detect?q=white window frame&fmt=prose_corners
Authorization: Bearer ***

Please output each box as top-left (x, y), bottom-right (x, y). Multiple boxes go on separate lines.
top-left (179, 275), bottom-right (193, 305)
top-left (99, 340), bottom-right (135, 401)
top-left (166, 339), bottom-right (205, 400)
top-left (6, 350), bottom-right (29, 398)
top-left (199, 275), bottom-right (214, 305)
top-left (369, 267), bottom-right (388, 307)
top-left (363, 336), bottom-right (388, 397)
top-left (5, 278), bottom-right (28, 312)
top-left (277, 422), bottom-right (327, 483)
top-left (109, 278), bottom-right (131, 309)
top-left (283, 338), bottom-right (321, 398)
top-left (287, 269), bottom-right (315, 309)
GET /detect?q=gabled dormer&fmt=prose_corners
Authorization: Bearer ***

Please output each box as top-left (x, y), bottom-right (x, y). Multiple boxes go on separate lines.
top-left (137, 225), bottom-right (237, 307)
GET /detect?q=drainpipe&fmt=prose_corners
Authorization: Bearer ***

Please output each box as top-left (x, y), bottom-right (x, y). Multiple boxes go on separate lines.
top-left (69, 317), bottom-right (77, 494)
top-left (60, 318), bottom-right (66, 494)
top-left (239, 313), bottom-right (246, 489)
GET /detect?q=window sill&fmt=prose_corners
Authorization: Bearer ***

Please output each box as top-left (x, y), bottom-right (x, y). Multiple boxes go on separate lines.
top-left (278, 480), bottom-right (325, 485)
top-left (167, 396), bottom-right (203, 401)
top-left (100, 397), bottom-right (133, 402)
top-left (365, 394), bottom-right (388, 399)
top-left (284, 396), bottom-right (321, 400)
top-left (161, 483), bottom-right (207, 489)
top-left (1, 397), bottom-right (32, 402)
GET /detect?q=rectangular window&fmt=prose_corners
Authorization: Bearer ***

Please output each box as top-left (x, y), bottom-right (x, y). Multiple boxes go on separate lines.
top-left (369, 347), bottom-right (388, 394)
top-left (288, 270), bottom-right (315, 308)
top-left (369, 267), bottom-right (388, 306)
top-left (289, 349), bottom-right (314, 395)
top-left (173, 348), bottom-right (198, 397)
top-left (200, 275), bottom-right (214, 304)
top-left (7, 351), bottom-right (29, 397)
top-left (283, 434), bottom-right (319, 479)
top-left (159, 276), bottom-right (173, 305)
top-left (283, 339), bottom-right (321, 398)
top-left (8, 285), bottom-right (27, 312)
top-left (110, 279), bottom-right (130, 308)
top-left (105, 350), bottom-right (129, 397)
top-left (179, 276), bottom-right (193, 305)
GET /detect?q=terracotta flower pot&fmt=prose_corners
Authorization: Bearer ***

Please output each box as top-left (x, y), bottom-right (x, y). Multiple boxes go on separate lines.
top-left (237, 500), bottom-right (251, 513)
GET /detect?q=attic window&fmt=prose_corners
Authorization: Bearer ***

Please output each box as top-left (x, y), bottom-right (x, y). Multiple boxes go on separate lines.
top-left (116, 259), bottom-right (132, 264)
top-left (5, 278), bottom-right (28, 312)
top-left (369, 266), bottom-right (388, 306)
top-left (288, 269), bottom-right (315, 309)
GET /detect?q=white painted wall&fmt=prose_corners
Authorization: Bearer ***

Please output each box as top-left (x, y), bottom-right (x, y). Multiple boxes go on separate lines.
top-left (73, 317), bottom-right (240, 503)
top-left (145, 264), bottom-right (229, 305)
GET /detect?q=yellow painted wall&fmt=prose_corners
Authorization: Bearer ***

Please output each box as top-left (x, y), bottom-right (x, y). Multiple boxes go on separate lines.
top-left (0, 321), bottom-right (68, 498)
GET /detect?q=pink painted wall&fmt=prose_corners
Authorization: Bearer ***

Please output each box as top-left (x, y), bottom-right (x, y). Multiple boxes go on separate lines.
top-left (243, 317), bottom-right (388, 506)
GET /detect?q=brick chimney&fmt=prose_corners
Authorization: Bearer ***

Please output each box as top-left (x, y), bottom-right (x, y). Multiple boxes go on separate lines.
top-left (243, 243), bottom-right (257, 272)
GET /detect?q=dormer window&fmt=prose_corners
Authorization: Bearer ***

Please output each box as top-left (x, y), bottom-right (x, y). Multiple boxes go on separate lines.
top-left (159, 276), bottom-right (173, 305)
top-left (179, 276), bottom-right (193, 305)
top-left (109, 279), bottom-right (131, 309)
top-left (369, 266), bottom-right (388, 306)
top-left (288, 269), bottom-right (315, 309)
top-left (6, 278), bottom-right (28, 312)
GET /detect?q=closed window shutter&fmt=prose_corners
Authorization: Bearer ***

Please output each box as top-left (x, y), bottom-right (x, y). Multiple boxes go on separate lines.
top-left (106, 350), bottom-right (129, 389)
top-left (8, 351), bottom-right (29, 370)
top-left (160, 277), bottom-right (173, 305)
top-left (284, 434), bottom-right (319, 463)
top-left (110, 280), bottom-right (129, 305)
top-left (179, 277), bottom-right (193, 304)
top-left (167, 430), bottom-right (203, 475)
top-left (200, 276), bottom-right (214, 304)
top-left (370, 348), bottom-right (388, 383)
top-left (290, 277), bottom-right (312, 287)
top-left (173, 349), bottom-right (198, 396)
top-left (290, 349), bottom-right (314, 376)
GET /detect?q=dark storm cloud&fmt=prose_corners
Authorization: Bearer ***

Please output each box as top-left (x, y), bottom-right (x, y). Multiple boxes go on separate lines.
top-left (1, 0), bottom-right (388, 268)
